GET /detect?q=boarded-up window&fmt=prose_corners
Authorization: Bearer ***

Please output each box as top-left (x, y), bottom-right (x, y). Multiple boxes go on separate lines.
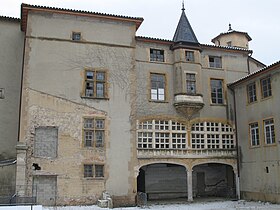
top-left (34, 127), bottom-right (58, 158)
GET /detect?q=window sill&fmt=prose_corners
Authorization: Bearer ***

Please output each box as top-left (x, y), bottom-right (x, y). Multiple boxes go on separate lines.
top-left (264, 143), bottom-right (277, 147)
top-left (83, 177), bottom-right (105, 181)
top-left (149, 60), bottom-right (165, 64)
top-left (247, 100), bottom-right (258, 106)
top-left (81, 96), bottom-right (109, 100)
top-left (260, 95), bottom-right (273, 101)
top-left (210, 103), bottom-right (227, 106)
top-left (249, 145), bottom-right (261, 149)
top-left (207, 67), bottom-right (223, 70)
top-left (149, 99), bottom-right (169, 103)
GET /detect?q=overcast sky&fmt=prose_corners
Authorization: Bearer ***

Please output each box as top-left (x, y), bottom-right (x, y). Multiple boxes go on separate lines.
top-left (1, 0), bottom-right (279, 65)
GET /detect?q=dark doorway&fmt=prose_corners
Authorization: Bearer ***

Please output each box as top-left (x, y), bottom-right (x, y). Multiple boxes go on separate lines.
top-left (137, 168), bottom-right (145, 192)
top-left (197, 172), bottom-right (205, 196)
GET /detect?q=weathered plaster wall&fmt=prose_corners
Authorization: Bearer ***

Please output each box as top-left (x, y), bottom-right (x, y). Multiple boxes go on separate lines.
top-left (18, 11), bottom-right (137, 206)
top-left (0, 18), bottom-right (24, 188)
top-left (234, 69), bottom-right (280, 203)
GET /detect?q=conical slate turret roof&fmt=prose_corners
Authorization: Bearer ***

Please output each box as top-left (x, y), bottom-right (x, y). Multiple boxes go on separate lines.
top-left (173, 6), bottom-right (199, 44)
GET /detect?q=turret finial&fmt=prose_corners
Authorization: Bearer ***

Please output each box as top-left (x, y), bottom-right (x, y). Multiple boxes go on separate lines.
top-left (229, 23), bottom-right (232, 31)
top-left (182, 0), bottom-right (185, 11)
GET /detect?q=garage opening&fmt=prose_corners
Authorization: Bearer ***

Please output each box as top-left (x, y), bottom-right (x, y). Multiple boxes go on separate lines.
top-left (137, 163), bottom-right (187, 200)
top-left (192, 163), bottom-right (235, 199)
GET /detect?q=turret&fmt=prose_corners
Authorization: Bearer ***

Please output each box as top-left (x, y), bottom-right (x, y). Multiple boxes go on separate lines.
top-left (211, 24), bottom-right (252, 49)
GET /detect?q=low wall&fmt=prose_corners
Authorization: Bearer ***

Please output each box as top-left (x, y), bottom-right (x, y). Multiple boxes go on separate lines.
top-left (0, 206), bottom-right (42, 210)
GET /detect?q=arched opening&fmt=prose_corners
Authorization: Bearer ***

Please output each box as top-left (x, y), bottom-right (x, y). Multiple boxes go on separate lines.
top-left (192, 163), bottom-right (235, 199)
top-left (137, 163), bottom-right (187, 200)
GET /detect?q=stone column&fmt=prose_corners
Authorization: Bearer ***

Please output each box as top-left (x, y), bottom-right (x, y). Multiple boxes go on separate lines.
top-left (15, 143), bottom-right (28, 196)
top-left (234, 169), bottom-right (240, 200)
top-left (187, 169), bottom-right (193, 202)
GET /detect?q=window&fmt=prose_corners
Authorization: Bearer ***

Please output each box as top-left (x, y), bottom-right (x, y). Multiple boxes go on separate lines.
top-left (84, 164), bottom-right (104, 178)
top-left (72, 32), bottom-right (81, 41)
top-left (227, 41), bottom-right (232, 47)
top-left (261, 77), bottom-right (272, 98)
top-left (84, 70), bottom-right (106, 98)
top-left (186, 51), bottom-right (194, 62)
top-left (210, 79), bottom-right (224, 104)
top-left (83, 118), bottom-right (105, 147)
top-left (0, 88), bottom-right (4, 99)
top-left (191, 122), bottom-right (235, 149)
top-left (137, 120), bottom-right (187, 149)
top-left (84, 164), bottom-right (93, 177)
top-left (186, 73), bottom-right (196, 94)
top-left (209, 56), bottom-right (222, 68)
top-left (34, 127), bottom-right (58, 158)
top-left (249, 122), bottom-right (259, 146)
top-left (264, 119), bottom-right (275, 144)
top-left (150, 73), bottom-right (165, 101)
top-left (247, 82), bottom-right (257, 103)
top-left (150, 49), bottom-right (164, 62)
top-left (95, 165), bottom-right (104, 177)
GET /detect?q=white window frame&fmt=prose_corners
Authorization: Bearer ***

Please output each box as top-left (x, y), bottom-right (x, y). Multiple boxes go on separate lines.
top-left (264, 118), bottom-right (275, 144)
top-left (209, 56), bottom-right (222, 68)
top-left (150, 73), bottom-right (165, 101)
top-left (249, 122), bottom-right (259, 146)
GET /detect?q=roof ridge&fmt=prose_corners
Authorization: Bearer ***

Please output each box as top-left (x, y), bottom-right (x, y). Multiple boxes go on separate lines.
top-left (201, 43), bottom-right (252, 52)
top-left (21, 3), bottom-right (144, 21)
top-left (0, 15), bottom-right (20, 22)
top-left (229, 60), bottom-right (280, 86)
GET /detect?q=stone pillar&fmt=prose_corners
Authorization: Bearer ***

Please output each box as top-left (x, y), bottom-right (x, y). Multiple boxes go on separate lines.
top-left (234, 169), bottom-right (240, 200)
top-left (187, 170), bottom-right (193, 202)
top-left (15, 143), bottom-right (28, 196)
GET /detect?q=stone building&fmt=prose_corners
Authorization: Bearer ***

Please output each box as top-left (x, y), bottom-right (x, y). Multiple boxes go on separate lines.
top-left (0, 16), bottom-right (24, 196)
top-left (229, 61), bottom-right (280, 203)
top-left (1, 2), bottom-right (277, 207)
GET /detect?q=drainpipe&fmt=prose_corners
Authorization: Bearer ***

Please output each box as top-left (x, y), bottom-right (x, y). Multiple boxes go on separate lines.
top-left (228, 85), bottom-right (240, 200)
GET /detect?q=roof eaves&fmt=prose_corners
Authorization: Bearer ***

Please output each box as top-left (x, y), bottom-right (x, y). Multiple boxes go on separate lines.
top-left (229, 60), bottom-right (280, 87)
top-left (21, 3), bottom-right (144, 31)
top-left (212, 30), bottom-right (252, 43)
top-left (201, 44), bottom-right (252, 53)
top-left (136, 36), bottom-right (173, 44)
top-left (0, 16), bottom-right (20, 22)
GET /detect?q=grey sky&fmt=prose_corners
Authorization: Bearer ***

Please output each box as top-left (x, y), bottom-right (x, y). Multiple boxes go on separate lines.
top-left (1, 0), bottom-right (279, 65)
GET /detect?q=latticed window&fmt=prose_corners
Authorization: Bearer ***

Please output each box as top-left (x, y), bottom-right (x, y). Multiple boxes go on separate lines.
top-left (150, 49), bottom-right (164, 62)
top-left (247, 82), bottom-right (257, 103)
top-left (211, 79), bottom-right (224, 104)
top-left (191, 122), bottom-right (235, 149)
top-left (151, 73), bottom-right (165, 101)
top-left (261, 77), bottom-right (272, 98)
top-left (95, 165), bottom-right (104, 177)
top-left (264, 118), bottom-right (275, 144)
top-left (83, 118), bottom-right (105, 147)
top-left (84, 164), bottom-right (104, 178)
top-left (137, 120), bottom-right (187, 149)
top-left (249, 122), bottom-right (259, 146)
top-left (84, 164), bottom-right (93, 177)
top-left (186, 51), bottom-right (194, 62)
top-left (186, 73), bottom-right (196, 94)
top-left (84, 70), bottom-right (106, 98)
top-left (209, 56), bottom-right (222, 68)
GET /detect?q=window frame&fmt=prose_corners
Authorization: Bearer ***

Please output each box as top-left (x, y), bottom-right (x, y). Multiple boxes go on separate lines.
top-left (83, 164), bottom-right (104, 179)
top-left (150, 73), bottom-right (166, 101)
top-left (84, 164), bottom-right (93, 178)
top-left (263, 118), bottom-right (275, 145)
top-left (247, 82), bottom-right (257, 103)
top-left (210, 78), bottom-right (224, 105)
top-left (249, 122), bottom-right (260, 147)
top-left (150, 48), bottom-right (165, 62)
top-left (185, 51), bottom-right (195, 62)
top-left (186, 73), bottom-right (196, 94)
top-left (83, 69), bottom-right (107, 99)
top-left (209, 56), bottom-right (222, 68)
top-left (72, 32), bottom-right (81, 41)
top-left (83, 117), bottom-right (105, 148)
top-left (260, 76), bottom-right (272, 99)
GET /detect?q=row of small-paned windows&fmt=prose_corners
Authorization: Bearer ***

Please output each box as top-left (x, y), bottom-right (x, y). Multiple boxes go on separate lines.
top-left (150, 73), bottom-right (224, 104)
top-left (150, 49), bottom-right (223, 68)
top-left (247, 76), bottom-right (272, 103)
top-left (249, 118), bottom-right (275, 147)
top-left (137, 120), bottom-right (235, 149)
top-left (84, 164), bottom-right (104, 178)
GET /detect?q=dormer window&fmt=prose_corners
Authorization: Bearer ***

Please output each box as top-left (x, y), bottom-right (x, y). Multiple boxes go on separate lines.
top-left (72, 32), bottom-right (81, 41)
top-left (185, 51), bottom-right (194, 62)
top-left (150, 49), bottom-right (164, 62)
top-left (227, 41), bottom-right (232, 47)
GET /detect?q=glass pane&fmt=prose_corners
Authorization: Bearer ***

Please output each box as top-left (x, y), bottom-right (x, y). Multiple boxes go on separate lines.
top-left (96, 83), bottom-right (104, 97)
top-left (96, 72), bottom-right (105, 81)
top-left (86, 71), bottom-right (94, 79)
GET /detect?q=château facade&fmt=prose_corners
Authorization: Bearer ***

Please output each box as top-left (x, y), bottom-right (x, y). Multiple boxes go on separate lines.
top-left (0, 3), bottom-right (278, 207)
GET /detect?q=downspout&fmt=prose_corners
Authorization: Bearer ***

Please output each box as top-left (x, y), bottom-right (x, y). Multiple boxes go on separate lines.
top-left (228, 85), bottom-right (240, 200)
